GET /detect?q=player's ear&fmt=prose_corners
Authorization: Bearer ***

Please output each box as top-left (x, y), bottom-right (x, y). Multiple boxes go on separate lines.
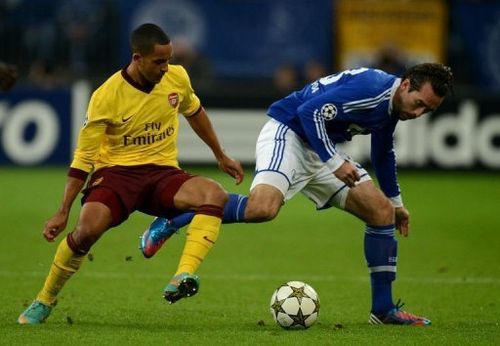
top-left (400, 78), bottom-right (410, 91)
top-left (132, 53), bottom-right (142, 62)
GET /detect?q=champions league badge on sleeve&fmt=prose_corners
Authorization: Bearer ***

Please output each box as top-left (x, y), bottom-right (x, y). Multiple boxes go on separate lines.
top-left (320, 103), bottom-right (337, 120)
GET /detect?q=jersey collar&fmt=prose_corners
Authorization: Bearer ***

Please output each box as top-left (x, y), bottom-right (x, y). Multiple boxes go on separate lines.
top-left (121, 65), bottom-right (155, 93)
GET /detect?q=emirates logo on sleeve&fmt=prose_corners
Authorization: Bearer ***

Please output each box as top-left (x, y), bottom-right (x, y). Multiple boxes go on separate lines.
top-left (168, 93), bottom-right (179, 108)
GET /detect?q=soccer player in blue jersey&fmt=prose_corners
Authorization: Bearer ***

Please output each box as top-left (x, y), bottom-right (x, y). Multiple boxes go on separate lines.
top-left (142, 63), bottom-right (453, 325)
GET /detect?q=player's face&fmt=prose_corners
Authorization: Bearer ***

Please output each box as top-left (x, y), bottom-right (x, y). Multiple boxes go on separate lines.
top-left (137, 43), bottom-right (173, 84)
top-left (393, 79), bottom-right (443, 121)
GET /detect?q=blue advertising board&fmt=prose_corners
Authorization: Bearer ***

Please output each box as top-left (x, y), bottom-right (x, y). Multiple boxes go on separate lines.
top-left (452, 1), bottom-right (500, 89)
top-left (120, 0), bottom-right (333, 78)
top-left (0, 89), bottom-right (72, 165)
top-left (0, 82), bottom-right (89, 166)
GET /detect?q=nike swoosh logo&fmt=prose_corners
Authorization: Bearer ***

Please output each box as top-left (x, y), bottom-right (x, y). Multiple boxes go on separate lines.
top-left (122, 115), bottom-right (134, 122)
top-left (203, 236), bottom-right (215, 244)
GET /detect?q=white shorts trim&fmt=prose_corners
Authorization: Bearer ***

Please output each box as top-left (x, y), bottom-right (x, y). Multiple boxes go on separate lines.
top-left (250, 119), bottom-right (371, 210)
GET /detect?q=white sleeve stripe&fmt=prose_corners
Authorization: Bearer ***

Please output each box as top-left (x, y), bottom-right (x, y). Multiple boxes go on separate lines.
top-left (313, 109), bottom-right (336, 157)
top-left (268, 123), bottom-right (289, 171)
top-left (316, 116), bottom-right (336, 156)
top-left (344, 94), bottom-right (391, 113)
top-left (343, 87), bottom-right (392, 107)
top-left (344, 92), bottom-right (391, 110)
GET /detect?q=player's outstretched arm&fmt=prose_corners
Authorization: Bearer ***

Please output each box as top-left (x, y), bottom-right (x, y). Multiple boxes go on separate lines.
top-left (185, 108), bottom-right (244, 184)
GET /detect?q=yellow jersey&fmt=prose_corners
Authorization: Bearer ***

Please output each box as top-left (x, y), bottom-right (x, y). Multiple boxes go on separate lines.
top-left (70, 65), bottom-right (201, 174)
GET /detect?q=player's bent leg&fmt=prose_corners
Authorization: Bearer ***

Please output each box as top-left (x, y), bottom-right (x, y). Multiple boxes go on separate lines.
top-left (164, 210), bottom-right (221, 303)
top-left (343, 182), bottom-right (429, 325)
top-left (18, 233), bottom-right (88, 325)
top-left (245, 184), bottom-right (284, 222)
top-left (345, 184), bottom-right (397, 318)
top-left (344, 183), bottom-right (431, 325)
top-left (164, 178), bottom-right (226, 303)
top-left (18, 202), bottom-right (113, 324)
top-left (140, 193), bottom-right (248, 258)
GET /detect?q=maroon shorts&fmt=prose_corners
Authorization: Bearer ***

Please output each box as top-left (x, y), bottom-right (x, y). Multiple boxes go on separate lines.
top-left (82, 165), bottom-right (195, 226)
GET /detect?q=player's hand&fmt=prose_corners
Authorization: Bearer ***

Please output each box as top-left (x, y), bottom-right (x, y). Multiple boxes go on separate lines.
top-left (395, 207), bottom-right (410, 237)
top-left (0, 62), bottom-right (18, 91)
top-left (218, 155), bottom-right (244, 185)
top-left (43, 212), bottom-right (69, 242)
top-left (333, 161), bottom-right (360, 188)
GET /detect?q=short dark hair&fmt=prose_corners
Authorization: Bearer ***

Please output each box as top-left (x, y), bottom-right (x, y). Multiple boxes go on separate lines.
top-left (401, 63), bottom-right (454, 97)
top-left (130, 23), bottom-right (170, 56)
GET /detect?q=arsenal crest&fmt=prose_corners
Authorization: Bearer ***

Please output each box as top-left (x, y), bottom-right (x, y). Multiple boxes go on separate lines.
top-left (168, 93), bottom-right (179, 108)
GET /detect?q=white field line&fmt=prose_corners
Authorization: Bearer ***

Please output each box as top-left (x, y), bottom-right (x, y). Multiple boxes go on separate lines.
top-left (1, 270), bottom-right (500, 284)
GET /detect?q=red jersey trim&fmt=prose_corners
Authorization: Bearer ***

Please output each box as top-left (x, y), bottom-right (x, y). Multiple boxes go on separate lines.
top-left (121, 66), bottom-right (155, 93)
top-left (68, 167), bottom-right (89, 181)
top-left (187, 105), bottom-right (203, 117)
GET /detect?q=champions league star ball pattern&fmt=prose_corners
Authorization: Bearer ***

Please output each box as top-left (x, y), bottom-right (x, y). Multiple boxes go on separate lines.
top-left (269, 281), bottom-right (320, 329)
top-left (320, 103), bottom-right (337, 120)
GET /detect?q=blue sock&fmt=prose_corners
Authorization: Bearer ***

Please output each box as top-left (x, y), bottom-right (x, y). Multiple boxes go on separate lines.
top-left (223, 193), bottom-right (248, 223)
top-left (168, 193), bottom-right (248, 229)
top-left (364, 224), bottom-right (397, 314)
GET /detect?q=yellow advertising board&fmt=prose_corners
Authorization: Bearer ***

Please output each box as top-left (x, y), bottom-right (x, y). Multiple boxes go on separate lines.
top-left (336, 0), bottom-right (447, 70)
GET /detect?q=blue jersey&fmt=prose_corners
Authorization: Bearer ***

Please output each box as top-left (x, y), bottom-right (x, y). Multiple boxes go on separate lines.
top-left (267, 67), bottom-right (401, 198)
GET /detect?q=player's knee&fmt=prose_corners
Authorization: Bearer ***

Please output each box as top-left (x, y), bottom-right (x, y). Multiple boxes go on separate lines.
top-left (202, 182), bottom-right (228, 207)
top-left (245, 184), bottom-right (283, 222)
top-left (246, 199), bottom-right (280, 222)
top-left (70, 227), bottom-right (102, 253)
top-left (252, 205), bottom-right (279, 222)
top-left (368, 198), bottom-right (394, 225)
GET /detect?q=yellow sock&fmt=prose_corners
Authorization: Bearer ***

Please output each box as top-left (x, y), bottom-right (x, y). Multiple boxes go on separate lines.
top-left (36, 237), bottom-right (86, 305)
top-left (175, 214), bottom-right (221, 275)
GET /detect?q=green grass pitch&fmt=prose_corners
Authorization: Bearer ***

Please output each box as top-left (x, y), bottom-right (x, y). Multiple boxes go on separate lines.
top-left (1, 167), bottom-right (499, 345)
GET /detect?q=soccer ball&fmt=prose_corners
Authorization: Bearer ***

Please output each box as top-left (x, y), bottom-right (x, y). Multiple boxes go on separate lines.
top-left (269, 281), bottom-right (320, 329)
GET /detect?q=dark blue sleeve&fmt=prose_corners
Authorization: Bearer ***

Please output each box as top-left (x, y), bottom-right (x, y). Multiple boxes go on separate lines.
top-left (370, 122), bottom-right (400, 198)
top-left (296, 93), bottom-right (345, 171)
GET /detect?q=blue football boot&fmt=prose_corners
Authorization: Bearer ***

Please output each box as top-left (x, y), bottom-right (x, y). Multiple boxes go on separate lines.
top-left (140, 217), bottom-right (179, 258)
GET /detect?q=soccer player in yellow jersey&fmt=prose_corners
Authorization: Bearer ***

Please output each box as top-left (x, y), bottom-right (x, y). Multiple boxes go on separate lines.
top-left (18, 23), bottom-right (244, 324)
